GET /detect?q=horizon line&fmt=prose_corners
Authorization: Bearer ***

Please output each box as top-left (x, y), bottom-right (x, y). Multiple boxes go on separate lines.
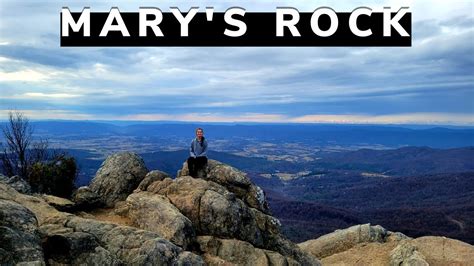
top-left (1, 119), bottom-right (473, 129)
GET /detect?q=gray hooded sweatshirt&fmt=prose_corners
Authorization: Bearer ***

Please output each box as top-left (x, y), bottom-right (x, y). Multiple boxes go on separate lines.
top-left (190, 137), bottom-right (208, 158)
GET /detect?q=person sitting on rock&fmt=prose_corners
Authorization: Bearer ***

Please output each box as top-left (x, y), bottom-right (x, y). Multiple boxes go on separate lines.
top-left (187, 127), bottom-right (208, 178)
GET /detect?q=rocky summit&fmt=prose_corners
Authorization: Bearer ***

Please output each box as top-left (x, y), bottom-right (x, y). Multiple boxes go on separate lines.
top-left (1, 152), bottom-right (473, 265)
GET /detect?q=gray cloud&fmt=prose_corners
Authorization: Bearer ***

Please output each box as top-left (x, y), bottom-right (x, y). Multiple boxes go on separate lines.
top-left (0, 0), bottom-right (473, 124)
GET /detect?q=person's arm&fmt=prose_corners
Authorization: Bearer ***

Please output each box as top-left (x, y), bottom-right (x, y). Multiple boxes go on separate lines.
top-left (189, 139), bottom-right (196, 157)
top-left (200, 139), bottom-right (208, 157)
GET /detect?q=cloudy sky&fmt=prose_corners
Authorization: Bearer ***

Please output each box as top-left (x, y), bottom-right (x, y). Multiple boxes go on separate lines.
top-left (0, 0), bottom-right (473, 124)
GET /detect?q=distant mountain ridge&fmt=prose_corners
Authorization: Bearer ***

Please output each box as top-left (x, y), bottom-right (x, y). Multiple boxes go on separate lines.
top-left (10, 121), bottom-right (474, 148)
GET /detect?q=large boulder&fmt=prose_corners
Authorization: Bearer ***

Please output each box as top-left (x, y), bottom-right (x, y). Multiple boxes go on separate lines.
top-left (72, 186), bottom-right (102, 210)
top-left (0, 182), bottom-right (68, 225)
top-left (125, 191), bottom-right (196, 249)
top-left (65, 217), bottom-right (204, 265)
top-left (389, 239), bottom-right (428, 266)
top-left (148, 177), bottom-right (264, 244)
top-left (42, 215), bottom-right (205, 265)
top-left (42, 231), bottom-right (120, 265)
top-left (299, 223), bottom-right (389, 259)
top-left (41, 194), bottom-right (75, 212)
top-left (1, 181), bottom-right (205, 265)
top-left (197, 236), bottom-right (300, 266)
top-left (0, 199), bottom-right (44, 265)
top-left (147, 176), bottom-right (319, 265)
top-left (178, 159), bottom-right (269, 213)
top-left (410, 236), bottom-right (474, 265)
top-left (135, 170), bottom-right (170, 192)
top-left (88, 152), bottom-right (148, 207)
top-left (300, 224), bottom-right (474, 266)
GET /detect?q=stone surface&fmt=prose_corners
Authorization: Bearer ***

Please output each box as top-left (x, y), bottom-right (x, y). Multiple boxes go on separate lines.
top-left (0, 174), bottom-right (31, 194)
top-left (2, 152), bottom-right (472, 266)
top-left (43, 231), bottom-right (120, 265)
top-left (148, 177), bottom-right (264, 244)
top-left (299, 223), bottom-right (388, 259)
top-left (178, 160), bottom-right (270, 213)
top-left (72, 186), bottom-right (102, 210)
top-left (147, 176), bottom-right (318, 265)
top-left (125, 191), bottom-right (196, 248)
top-left (89, 152), bottom-right (148, 207)
top-left (197, 236), bottom-right (300, 266)
top-left (41, 194), bottom-right (75, 212)
top-left (1, 182), bottom-right (203, 265)
top-left (0, 182), bottom-right (68, 225)
top-left (0, 199), bottom-right (44, 265)
top-left (301, 224), bottom-right (474, 266)
top-left (389, 239), bottom-right (428, 266)
top-left (136, 170), bottom-right (170, 192)
top-left (411, 236), bottom-right (474, 265)
top-left (45, 215), bottom-right (204, 265)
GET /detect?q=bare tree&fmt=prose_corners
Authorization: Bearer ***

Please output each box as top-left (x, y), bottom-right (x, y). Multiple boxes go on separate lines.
top-left (0, 111), bottom-right (48, 178)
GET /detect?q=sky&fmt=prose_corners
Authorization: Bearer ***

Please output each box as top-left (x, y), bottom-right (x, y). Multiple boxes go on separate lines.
top-left (0, 0), bottom-right (473, 125)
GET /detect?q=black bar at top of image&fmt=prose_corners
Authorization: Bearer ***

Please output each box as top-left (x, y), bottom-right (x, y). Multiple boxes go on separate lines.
top-left (60, 12), bottom-right (412, 47)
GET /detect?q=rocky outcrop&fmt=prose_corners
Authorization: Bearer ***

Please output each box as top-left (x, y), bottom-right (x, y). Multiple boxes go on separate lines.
top-left (0, 181), bottom-right (67, 225)
top-left (0, 174), bottom-right (31, 194)
top-left (2, 152), bottom-right (473, 266)
top-left (298, 223), bottom-right (390, 259)
top-left (0, 199), bottom-right (44, 265)
top-left (0, 182), bottom-right (204, 265)
top-left (42, 215), bottom-right (204, 265)
top-left (136, 170), bottom-right (170, 191)
top-left (72, 186), bottom-right (102, 210)
top-left (125, 191), bottom-right (196, 249)
top-left (389, 239), bottom-right (428, 266)
top-left (299, 224), bottom-right (474, 266)
top-left (146, 175), bottom-right (317, 265)
top-left (41, 194), bottom-right (75, 212)
top-left (197, 236), bottom-right (300, 265)
top-left (85, 152), bottom-right (148, 207)
top-left (178, 159), bottom-right (270, 214)
top-left (411, 236), bottom-right (474, 265)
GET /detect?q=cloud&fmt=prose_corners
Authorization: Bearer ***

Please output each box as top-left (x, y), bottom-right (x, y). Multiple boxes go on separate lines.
top-left (291, 113), bottom-right (474, 125)
top-left (0, 0), bottom-right (472, 124)
top-left (4, 109), bottom-right (470, 126)
top-left (0, 109), bottom-right (94, 120)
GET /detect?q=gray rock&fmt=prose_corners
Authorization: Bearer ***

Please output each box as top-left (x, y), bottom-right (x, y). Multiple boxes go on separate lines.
top-left (0, 199), bottom-right (45, 265)
top-left (299, 223), bottom-right (388, 259)
top-left (411, 236), bottom-right (474, 265)
top-left (136, 170), bottom-right (170, 191)
top-left (178, 160), bottom-right (270, 213)
top-left (0, 182), bottom-right (69, 226)
top-left (0, 174), bottom-right (31, 194)
top-left (148, 177), bottom-right (263, 245)
top-left (390, 240), bottom-right (429, 266)
top-left (175, 251), bottom-right (206, 266)
top-left (125, 191), bottom-right (196, 249)
top-left (89, 152), bottom-right (148, 207)
top-left (45, 215), bottom-right (204, 265)
top-left (197, 236), bottom-right (304, 266)
top-left (43, 231), bottom-right (121, 265)
top-left (40, 194), bottom-right (75, 212)
top-left (147, 176), bottom-right (318, 265)
top-left (71, 186), bottom-right (102, 210)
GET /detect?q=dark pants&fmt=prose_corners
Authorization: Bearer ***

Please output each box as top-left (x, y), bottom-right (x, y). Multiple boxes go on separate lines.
top-left (187, 156), bottom-right (208, 177)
